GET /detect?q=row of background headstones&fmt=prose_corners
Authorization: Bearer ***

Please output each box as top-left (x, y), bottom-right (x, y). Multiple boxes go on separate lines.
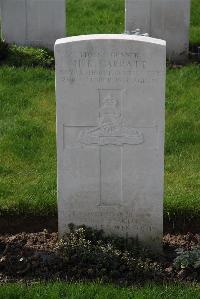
top-left (0, 0), bottom-right (66, 51)
top-left (0, 0), bottom-right (191, 62)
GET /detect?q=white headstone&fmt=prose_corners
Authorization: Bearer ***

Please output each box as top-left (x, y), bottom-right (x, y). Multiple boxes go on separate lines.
top-left (125, 0), bottom-right (191, 62)
top-left (1, 0), bottom-right (66, 50)
top-left (55, 34), bottom-right (166, 250)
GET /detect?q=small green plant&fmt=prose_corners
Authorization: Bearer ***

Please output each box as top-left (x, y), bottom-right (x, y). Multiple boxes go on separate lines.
top-left (174, 248), bottom-right (200, 270)
top-left (57, 224), bottom-right (161, 283)
top-left (2, 45), bottom-right (55, 68)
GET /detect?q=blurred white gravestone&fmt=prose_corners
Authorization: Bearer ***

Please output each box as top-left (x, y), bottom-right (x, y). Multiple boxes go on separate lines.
top-left (1, 0), bottom-right (66, 50)
top-left (55, 34), bottom-right (166, 250)
top-left (125, 0), bottom-right (191, 62)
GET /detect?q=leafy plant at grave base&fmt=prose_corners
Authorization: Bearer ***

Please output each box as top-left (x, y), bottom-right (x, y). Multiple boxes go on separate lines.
top-left (0, 39), bottom-right (9, 60)
top-left (174, 248), bottom-right (200, 271)
top-left (2, 45), bottom-right (55, 68)
top-left (57, 224), bottom-right (162, 283)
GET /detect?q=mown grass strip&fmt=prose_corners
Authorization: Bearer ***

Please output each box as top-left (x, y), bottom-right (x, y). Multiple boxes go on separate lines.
top-left (0, 282), bottom-right (199, 299)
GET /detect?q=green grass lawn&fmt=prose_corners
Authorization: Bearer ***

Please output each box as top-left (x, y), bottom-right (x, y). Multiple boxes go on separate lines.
top-left (0, 1), bottom-right (199, 296)
top-left (165, 64), bottom-right (200, 217)
top-left (0, 64), bottom-right (199, 218)
top-left (67, 0), bottom-right (124, 36)
top-left (67, 0), bottom-right (200, 45)
top-left (0, 0), bottom-right (200, 220)
top-left (190, 0), bottom-right (200, 44)
top-left (0, 283), bottom-right (199, 299)
top-left (0, 67), bottom-right (56, 215)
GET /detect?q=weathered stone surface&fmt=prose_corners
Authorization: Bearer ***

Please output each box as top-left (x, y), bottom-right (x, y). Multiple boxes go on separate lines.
top-left (1, 0), bottom-right (66, 50)
top-left (125, 0), bottom-right (191, 62)
top-left (55, 34), bottom-right (166, 250)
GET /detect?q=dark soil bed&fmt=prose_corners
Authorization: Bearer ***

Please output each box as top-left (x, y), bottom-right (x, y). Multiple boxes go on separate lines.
top-left (0, 215), bottom-right (58, 234)
top-left (0, 214), bottom-right (199, 234)
top-left (0, 231), bottom-right (199, 284)
top-left (189, 44), bottom-right (200, 62)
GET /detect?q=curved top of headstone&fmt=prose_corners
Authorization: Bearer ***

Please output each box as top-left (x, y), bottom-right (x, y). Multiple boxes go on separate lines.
top-left (55, 34), bottom-right (166, 48)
